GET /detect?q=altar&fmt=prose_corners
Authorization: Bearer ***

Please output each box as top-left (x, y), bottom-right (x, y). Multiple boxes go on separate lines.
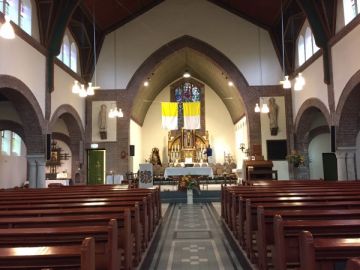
top-left (164, 167), bottom-right (214, 179)
top-left (167, 129), bottom-right (209, 163)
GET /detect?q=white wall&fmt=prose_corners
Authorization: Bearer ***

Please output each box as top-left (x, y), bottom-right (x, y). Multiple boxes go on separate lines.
top-left (309, 133), bottom-right (331, 179)
top-left (260, 96), bottom-right (289, 180)
top-left (142, 86), bottom-right (170, 165)
top-left (52, 118), bottom-right (70, 135)
top-left (234, 117), bottom-right (248, 169)
top-left (332, 24), bottom-right (360, 109)
top-left (292, 56), bottom-right (329, 120)
top-left (129, 119), bottom-right (142, 172)
top-left (141, 79), bottom-right (236, 165)
top-left (0, 101), bottom-right (22, 123)
top-left (96, 0), bottom-right (282, 89)
top-left (0, 36), bottom-right (46, 116)
top-left (205, 86), bottom-right (236, 164)
top-left (52, 66), bottom-right (85, 127)
top-left (0, 140), bottom-right (27, 189)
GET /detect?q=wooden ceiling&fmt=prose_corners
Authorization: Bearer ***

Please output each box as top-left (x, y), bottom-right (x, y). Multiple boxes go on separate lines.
top-left (35, 0), bottom-right (338, 88)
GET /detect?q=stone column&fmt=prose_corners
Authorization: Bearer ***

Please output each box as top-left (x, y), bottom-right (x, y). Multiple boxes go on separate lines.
top-left (336, 150), bottom-right (348, 180)
top-left (27, 154), bottom-right (46, 188)
top-left (346, 150), bottom-right (356, 180)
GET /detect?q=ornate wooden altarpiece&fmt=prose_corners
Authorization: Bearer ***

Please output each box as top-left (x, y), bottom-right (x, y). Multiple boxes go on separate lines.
top-left (167, 129), bottom-right (209, 163)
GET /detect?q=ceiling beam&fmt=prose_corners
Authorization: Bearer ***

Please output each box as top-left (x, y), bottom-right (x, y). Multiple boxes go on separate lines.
top-left (296, 0), bottom-right (332, 84)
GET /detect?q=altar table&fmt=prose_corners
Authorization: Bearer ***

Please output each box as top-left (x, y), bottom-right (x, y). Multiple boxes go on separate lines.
top-left (164, 167), bottom-right (214, 179)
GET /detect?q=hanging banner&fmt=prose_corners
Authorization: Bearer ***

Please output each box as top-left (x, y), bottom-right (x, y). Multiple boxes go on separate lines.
top-left (161, 102), bottom-right (178, 130)
top-left (138, 163), bottom-right (153, 188)
top-left (183, 102), bottom-right (200, 129)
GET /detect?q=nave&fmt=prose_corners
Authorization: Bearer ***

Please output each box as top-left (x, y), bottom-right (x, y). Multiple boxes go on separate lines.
top-left (142, 203), bottom-right (246, 270)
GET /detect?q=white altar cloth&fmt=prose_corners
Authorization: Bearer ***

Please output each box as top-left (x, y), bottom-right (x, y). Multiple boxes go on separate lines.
top-left (164, 167), bottom-right (213, 178)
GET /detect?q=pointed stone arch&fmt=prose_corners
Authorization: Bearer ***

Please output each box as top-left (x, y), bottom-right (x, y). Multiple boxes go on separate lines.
top-left (0, 75), bottom-right (45, 155)
top-left (50, 104), bottom-right (85, 182)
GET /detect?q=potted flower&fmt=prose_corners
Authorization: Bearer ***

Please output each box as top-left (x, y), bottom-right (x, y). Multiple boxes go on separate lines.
top-left (286, 150), bottom-right (305, 167)
top-left (178, 175), bottom-right (200, 204)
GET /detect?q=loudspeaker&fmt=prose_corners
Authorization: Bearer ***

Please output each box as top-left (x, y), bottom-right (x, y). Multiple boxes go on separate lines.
top-left (331, 125), bottom-right (336, 153)
top-left (129, 145), bottom-right (135, 156)
top-left (46, 133), bottom-right (52, 160)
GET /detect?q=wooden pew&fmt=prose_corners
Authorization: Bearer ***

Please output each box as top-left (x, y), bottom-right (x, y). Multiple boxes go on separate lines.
top-left (346, 257), bottom-right (360, 270)
top-left (257, 207), bottom-right (360, 270)
top-left (299, 231), bottom-right (360, 270)
top-left (0, 237), bottom-right (95, 270)
top-left (0, 197), bottom-right (150, 249)
top-left (244, 197), bottom-right (360, 256)
top-left (274, 216), bottom-right (360, 270)
top-left (0, 206), bottom-right (138, 269)
top-left (0, 190), bottom-right (157, 236)
top-left (0, 219), bottom-right (120, 270)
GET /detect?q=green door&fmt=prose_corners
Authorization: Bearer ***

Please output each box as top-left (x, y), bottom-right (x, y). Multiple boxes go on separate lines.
top-left (87, 149), bottom-right (106, 185)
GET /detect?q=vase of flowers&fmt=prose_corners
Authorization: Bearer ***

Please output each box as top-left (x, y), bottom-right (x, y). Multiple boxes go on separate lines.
top-left (178, 175), bottom-right (200, 204)
top-left (286, 150), bottom-right (305, 167)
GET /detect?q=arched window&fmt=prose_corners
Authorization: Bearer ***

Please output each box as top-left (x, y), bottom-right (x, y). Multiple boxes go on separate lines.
top-left (57, 46), bottom-right (63, 61)
top-left (312, 33), bottom-right (319, 53)
top-left (1, 130), bottom-right (11, 156)
top-left (11, 132), bottom-right (21, 156)
top-left (7, 0), bottom-right (19, 25)
top-left (70, 42), bottom-right (77, 72)
top-left (63, 35), bottom-right (70, 67)
top-left (171, 79), bottom-right (204, 129)
top-left (305, 27), bottom-right (313, 60)
top-left (20, 0), bottom-right (32, 35)
top-left (344, 0), bottom-right (359, 25)
top-left (297, 35), bottom-right (305, 66)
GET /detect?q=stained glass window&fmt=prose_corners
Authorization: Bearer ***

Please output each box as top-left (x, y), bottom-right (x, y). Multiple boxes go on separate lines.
top-left (174, 81), bottom-right (202, 129)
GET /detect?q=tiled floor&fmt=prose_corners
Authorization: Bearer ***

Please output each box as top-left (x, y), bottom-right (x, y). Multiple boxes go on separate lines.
top-left (147, 203), bottom-right (244, 270)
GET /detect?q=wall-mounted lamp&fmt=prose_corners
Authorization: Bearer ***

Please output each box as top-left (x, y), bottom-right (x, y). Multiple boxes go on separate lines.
top-left (240, 143), bottom-right (246, 152)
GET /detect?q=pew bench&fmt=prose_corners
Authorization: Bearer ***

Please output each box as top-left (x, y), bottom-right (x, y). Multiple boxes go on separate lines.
top-left (299, 231), bottom-right (360, 270)
top-left (0, 237), bottom-right (95, 270)
top-left (0, 219), bottom-right (122, 270)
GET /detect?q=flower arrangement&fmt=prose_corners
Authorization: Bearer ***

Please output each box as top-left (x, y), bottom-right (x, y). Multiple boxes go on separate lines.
top-left (286, 150), bottom-right (305, 167)
top-left (178, 175), bottom-right (200, 193)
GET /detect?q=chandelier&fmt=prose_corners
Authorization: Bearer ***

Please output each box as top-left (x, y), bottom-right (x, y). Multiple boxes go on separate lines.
top-left (108, 104), bottom-right (123, 118)
top-left (71, 0), bottom-right (100, 97)
top-left (279, 0), bottom-right (305, 91)
top-left (254, 97), bottom-right (269, 113)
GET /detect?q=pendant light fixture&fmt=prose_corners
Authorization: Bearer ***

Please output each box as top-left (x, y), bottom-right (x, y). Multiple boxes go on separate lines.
top-left (71, 0), bottom-right (100, 97)
top-left (279, 0), bottom-right (291, 89)
top-left (254, 97), bottom-right (269, 113)
top-left (0, 1), bottom-right (15, 39)
top-left (108, 103), bottom-right (123, 118)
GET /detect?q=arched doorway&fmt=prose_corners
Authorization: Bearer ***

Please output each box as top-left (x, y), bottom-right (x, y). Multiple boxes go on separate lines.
top-left (336, 75), bottom-right (360, 180)
top-left (294, 99), bottom-right (330, 179)
top-left (0, 75), bottom-right (45, 188)
top-left (49, 105), bottom-right (85, 184)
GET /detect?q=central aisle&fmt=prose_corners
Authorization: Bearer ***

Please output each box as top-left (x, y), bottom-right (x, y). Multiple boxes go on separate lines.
top-left (146, 203), bottom-right (244, 270)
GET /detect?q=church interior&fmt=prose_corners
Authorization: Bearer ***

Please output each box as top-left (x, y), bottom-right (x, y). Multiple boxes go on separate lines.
top-left (1, 0), bottom-right (360, 269)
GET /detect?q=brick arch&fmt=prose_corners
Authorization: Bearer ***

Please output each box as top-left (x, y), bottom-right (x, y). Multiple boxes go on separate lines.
top-left (0, 75), bottom-right (45, 154)
top-left (0, 120), bottom-right (25, 141)
top-left (49, 105), bottom-right (84, 139)
top-left (294, 98), bottom-right (330, 144)
top-left (49, 104), bottom-right (85, 182)
top-left (127, 35), bottom-right (265, 145)
top-left (335, 70), bottom-right (360, 147)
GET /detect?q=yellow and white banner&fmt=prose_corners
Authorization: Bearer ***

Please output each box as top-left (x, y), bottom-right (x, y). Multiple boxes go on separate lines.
top-left (161, 102), bottom-right (178, 130)
top-left (183, 102), bottom-right (200, 130)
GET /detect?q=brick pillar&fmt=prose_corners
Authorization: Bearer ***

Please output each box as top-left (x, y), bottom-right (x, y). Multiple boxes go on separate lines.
top-left (27, 154), bottom-right (46, 188)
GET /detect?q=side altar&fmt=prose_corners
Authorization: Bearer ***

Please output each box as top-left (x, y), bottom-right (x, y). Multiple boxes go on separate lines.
top-left (167, 129), bottom-right (209, 163)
